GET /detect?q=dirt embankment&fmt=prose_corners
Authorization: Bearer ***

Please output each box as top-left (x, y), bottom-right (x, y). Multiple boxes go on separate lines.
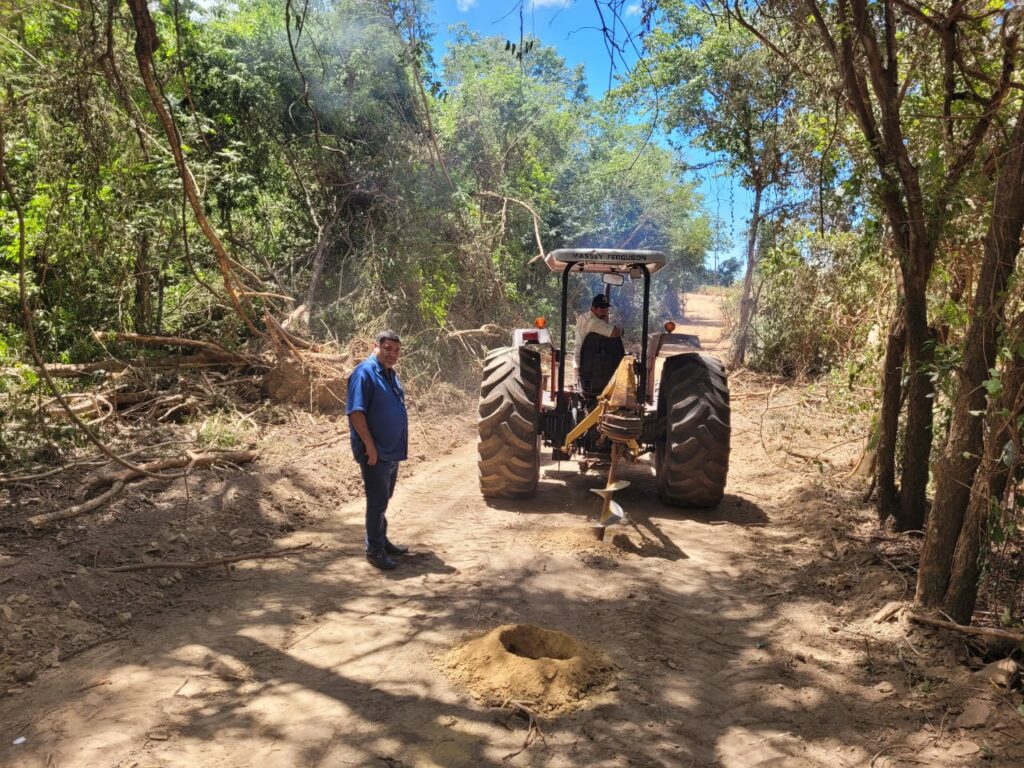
top-left (1, 293), bottom-right (1022, 767)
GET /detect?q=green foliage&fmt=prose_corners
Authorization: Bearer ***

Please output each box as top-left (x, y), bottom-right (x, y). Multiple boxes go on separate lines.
top-left (746, 228), bottom-right (887, 378)
top-left (1, 0), bottom-right (719, 375)
top-left (431, 28), bottom-right (713, 332)
top-left (196, 413), bottom-right (242, 449)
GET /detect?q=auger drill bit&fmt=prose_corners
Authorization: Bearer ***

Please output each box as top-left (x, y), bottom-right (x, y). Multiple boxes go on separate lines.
top-left (590, 442), bottom-right (630, 540)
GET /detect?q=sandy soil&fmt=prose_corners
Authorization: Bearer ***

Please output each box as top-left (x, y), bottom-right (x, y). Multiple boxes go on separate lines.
top-left (1, 293), bottom-right (1022, 767)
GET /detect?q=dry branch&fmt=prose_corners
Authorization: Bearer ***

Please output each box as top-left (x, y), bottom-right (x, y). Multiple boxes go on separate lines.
top-left (26, 450), bottom-right (258, 528)
top-left (0, 439), bottom-right (196, 486)
top-left (92, 331), bottom-right (259, 362)
top-left (447, 324), bottom-right (503, 338)
top-left (474, 191), bottom-right (547, 264)
top-left (83, 449), bottom-right (259, 494)
top-left (907, 611), bottom-right (1024, 644)
top-left (12, 351), bottom-right (263, 379)
top-left (781, 447), bottom-right (834, 464)
top-left (107, 542), bottom-right (312, 572)
top-left (26, 481), bottom-right (126, 528)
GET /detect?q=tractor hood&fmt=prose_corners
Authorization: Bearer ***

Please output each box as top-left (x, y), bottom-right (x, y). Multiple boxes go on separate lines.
top-left (544, 248), bottom-right (667, 274)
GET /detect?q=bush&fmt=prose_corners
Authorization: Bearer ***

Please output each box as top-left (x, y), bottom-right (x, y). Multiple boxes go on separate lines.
top-left (746, 229), bottom-right (888, 379)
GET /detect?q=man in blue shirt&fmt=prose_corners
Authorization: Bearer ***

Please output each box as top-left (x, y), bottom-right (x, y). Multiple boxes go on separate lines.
top-left (346, 330), bottom-right (410, 570)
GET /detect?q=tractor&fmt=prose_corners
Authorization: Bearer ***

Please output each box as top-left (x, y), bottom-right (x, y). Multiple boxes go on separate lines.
top-left (477, 249), bottom-right (730, 536)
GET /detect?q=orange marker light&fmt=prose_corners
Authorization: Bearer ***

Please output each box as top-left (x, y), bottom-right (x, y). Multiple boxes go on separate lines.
top-left (534, 316), bottom-right (547, 329)
top-left (664, 321), bottom-right (676, 332)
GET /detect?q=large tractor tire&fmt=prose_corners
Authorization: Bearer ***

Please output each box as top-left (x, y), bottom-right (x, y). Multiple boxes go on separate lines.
top-left (477, 346), bottom-right (541, 497)
top-left (656, 354), bottom-right (730, 507)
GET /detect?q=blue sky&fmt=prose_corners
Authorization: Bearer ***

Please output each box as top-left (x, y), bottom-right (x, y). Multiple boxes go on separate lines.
top-left (428, 1), bottom-right (750, 267)
top-left (430, 0), bottom-right (648, 97)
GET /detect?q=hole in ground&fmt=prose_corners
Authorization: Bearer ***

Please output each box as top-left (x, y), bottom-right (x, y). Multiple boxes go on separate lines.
top-left (499, 624), bottom-right (582, 661)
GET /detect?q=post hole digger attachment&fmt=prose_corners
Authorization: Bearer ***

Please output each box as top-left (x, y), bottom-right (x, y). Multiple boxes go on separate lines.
top-left (559, 356), bottom-right (643, 538)
top-left (477, 249), bottom-right (731, 532)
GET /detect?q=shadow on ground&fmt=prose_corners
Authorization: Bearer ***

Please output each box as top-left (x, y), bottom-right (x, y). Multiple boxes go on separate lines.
top-left (0, 444), bottom-right (1010, 767)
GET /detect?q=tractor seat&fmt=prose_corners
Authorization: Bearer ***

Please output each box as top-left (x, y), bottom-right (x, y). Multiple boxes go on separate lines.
top-left (578, 332), bottom-right (625, 396)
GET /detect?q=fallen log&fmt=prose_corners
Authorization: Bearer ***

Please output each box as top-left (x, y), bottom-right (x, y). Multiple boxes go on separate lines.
top-left (41, 393), bottom-right (113, 420)
top-left (8, 352), bottom-right (265, 379)
top-left (83, 449), bottom-right (259, 494)
top-left (907, 611), bottom-right (1024, 644)
top-left (107, 542), bottom-right (312, 572)
top-left (92, 331), bottom-right (261, 365)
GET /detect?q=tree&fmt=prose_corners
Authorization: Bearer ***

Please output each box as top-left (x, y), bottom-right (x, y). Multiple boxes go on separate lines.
top-left (925, 96), bottom-right (1024, 618)
top-left (710, 1), bottom-right (1024, 617)
top-left (721, 1), bottom-right (1022, 541)
top-left (551, 108), bottom-right (712, 320)
top-left (621, 1), bottom-right (801, 366)
top-left (434, 28), bottom-right (711, 325)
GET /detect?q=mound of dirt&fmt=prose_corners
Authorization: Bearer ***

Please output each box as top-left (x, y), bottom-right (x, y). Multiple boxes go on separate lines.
top-left (445, 623), bottom-right (614, 714)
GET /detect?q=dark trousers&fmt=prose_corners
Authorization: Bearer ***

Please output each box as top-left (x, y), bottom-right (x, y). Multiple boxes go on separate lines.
top-left (359, 459), bottom-right (399, 553)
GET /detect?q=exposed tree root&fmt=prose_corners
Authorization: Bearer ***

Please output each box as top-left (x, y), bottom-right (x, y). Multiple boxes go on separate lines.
top-left (498, 699), bottom-right (547, 760)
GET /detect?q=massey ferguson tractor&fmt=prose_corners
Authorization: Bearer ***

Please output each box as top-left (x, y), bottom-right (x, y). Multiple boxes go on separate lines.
top-left (477, 248), bottom-right (730, 537)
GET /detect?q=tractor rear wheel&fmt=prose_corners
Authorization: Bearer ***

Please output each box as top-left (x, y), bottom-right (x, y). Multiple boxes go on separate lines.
top-left (656, 354), bottom-right (730, 507)
top-left (477, 346), bottom-right (541, 497)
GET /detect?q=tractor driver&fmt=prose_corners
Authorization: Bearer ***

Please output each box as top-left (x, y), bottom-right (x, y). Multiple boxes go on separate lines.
top-left (574, 293), bottom-right (623, 386)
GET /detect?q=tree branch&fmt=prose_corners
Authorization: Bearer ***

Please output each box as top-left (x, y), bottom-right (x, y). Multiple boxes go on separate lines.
top-left (124, 0), bottom-right (260, 336)
top-left (474, 191), bottom-right (547, 264)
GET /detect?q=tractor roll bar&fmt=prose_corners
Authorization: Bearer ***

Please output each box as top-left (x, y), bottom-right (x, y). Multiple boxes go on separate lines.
top-left (557, 265), bottom-right (571, 410)
top-left (555, 261), bottom-right (652, 410)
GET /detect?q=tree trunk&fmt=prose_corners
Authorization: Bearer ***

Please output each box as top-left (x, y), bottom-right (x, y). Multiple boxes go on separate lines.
top-left (941, 361), bottom-right (1022, 623)
top-left (134, 230), bottom-right (151, 333)
top-left (895, 272), bottom-right (932, 532)
top-left (124, 0), bottom-right (258, 336)
top-left (919, 101), bottom-right (1024, 608)
top-left (731, 184), bottom-right (763, 368)
top-left (304, 216), bottom-right (337, 313)
top-left (876, 303), bottom-right (906, 523)
top-left (155, 253), bottom-right (166, 335)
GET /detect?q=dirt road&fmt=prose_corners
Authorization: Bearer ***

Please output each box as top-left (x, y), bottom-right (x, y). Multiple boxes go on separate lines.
top-left (2, 294), bottom-right (1021, 766)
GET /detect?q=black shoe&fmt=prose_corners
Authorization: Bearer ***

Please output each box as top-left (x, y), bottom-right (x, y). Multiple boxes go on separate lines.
top-left (365, 550), bottom-right (397, 570)
top-left (384, 541), bottom-right (409, 556)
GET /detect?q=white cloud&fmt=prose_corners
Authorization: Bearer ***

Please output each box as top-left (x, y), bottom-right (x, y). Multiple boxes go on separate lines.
top-left (626, 3), bottom-right (642, 15)
top-left (528, 0), bottom-right (573, 9)
top-left (456, 0), bottom-right (478, 11)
